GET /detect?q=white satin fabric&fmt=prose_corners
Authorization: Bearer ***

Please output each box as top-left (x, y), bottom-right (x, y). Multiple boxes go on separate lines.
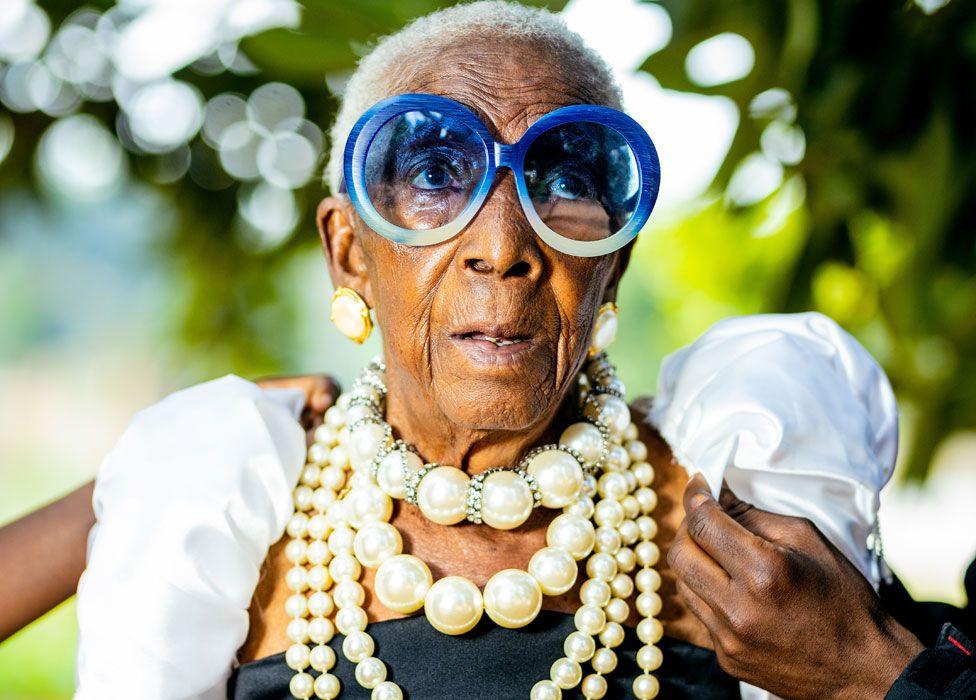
top-left (75, 375), bottom-right (307, 700)
top-left (650, 311), bottom-right (898, 588)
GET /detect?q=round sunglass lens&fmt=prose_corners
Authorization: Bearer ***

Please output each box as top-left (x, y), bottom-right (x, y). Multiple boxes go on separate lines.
top-left (364, 109), bottom-right (488, 232)
top-left (523, 121), bottom-right (640, 242)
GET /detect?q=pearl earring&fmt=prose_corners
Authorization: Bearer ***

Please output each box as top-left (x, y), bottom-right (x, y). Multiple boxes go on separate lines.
top-left (331, 286), bottom-right (373, 344)
top-left (588, 301), bottom-right (618, 356)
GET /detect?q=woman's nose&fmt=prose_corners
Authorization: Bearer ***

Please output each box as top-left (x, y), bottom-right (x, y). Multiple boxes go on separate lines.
top-left (457, 173), bottom-right (544, 281)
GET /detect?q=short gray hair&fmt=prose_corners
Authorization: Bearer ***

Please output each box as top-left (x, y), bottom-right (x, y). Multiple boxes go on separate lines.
top-left (324, 0), bottom-right (624, 195)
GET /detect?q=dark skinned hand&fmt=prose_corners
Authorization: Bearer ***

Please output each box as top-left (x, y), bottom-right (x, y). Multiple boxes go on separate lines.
top-left (668, 474), bottom-right (924, 700)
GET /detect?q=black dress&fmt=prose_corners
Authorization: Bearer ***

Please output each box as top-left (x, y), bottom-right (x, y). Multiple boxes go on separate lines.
top-left (228, 610), bottom-right (741, 699)
top-left (229, 559), bottom-right (976, 700)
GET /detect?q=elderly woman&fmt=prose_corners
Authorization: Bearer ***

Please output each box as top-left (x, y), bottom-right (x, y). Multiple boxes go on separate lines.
top-left (65, 3), bottom-right (976, 700)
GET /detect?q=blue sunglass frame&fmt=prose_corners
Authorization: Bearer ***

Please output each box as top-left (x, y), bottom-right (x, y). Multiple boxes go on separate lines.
top-left (342, 93), bottom-right (661, 258)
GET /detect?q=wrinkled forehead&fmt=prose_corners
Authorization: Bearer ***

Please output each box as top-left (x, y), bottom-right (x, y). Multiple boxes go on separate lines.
top-left (386, 35), bottom-right (617, 144)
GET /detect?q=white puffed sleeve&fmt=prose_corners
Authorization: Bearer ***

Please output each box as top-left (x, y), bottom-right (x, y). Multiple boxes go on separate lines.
top-left (75, 375), bottom-right (307, 700)
top-left (650, 312), bottom-right (898, 587)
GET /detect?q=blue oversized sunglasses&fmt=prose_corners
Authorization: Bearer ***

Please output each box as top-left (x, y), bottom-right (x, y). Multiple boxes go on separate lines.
top-left (341, 93), bottom-right (660, 257)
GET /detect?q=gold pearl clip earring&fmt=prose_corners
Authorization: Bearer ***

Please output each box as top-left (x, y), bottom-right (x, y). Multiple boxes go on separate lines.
top-left (330, 286), bottom-right (373, 344)
top-left (588, 301), bottom-right (619, 357)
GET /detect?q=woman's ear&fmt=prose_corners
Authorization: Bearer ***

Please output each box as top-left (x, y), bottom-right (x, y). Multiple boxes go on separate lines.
top-left (316, 196), bottom-right (373, 305)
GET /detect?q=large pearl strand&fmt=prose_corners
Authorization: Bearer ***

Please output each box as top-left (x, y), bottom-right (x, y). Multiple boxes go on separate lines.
top-left (283, 353), bottom-right (661, 699)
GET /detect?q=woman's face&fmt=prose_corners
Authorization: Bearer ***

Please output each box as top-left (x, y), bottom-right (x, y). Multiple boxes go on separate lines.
top-left (320, 36), bottom-right (628, 433)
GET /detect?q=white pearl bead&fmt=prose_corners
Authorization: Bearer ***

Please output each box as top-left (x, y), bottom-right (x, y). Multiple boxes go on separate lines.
top-left (424, 575), bottom-right (484, 635)
top-left (480, 469), bottom-right (534, 530)
top-left (614, 547), bottom-right (637, 573)
top-left (285, 566), bottom-right (308, 592)
top-left (312, 672), bottom-right (340, 699)
top-left (637, 644), bottom-right (663, 671)
top-left (374, 554), bottom-right (432, 614)
top-left (621, 493), bottom-right (639, 518)
top-left (354, 521), bottom-right (403, 568)
top-left (593, 499), bottom-right (624, 528)
top-left (635, 486), bottom-right (658, 514)
top-left (546, 514), bottom-right (595, 561)
top-left (330, 444), bottom-right (350, 469)
top-left (314, 423), bottom-right (337, 445)
top-left (306, 540), bottom-right (331, 566)
top-left (592, 647), bottom-right (617, 674)
top-left (285, 538), bottom-right (308, 564)
top-left (325, 501), bottom-right (350, 530)
top-left (528, 546), bottom-right (578, 595)
top-left (320, 465), bottom-right (346, 491)
top-left (483, 569), bottom-right (542, 629)
top-left (308, 616), bottom-right (335, 644)
top-left (589, 304), bottom-right (618, 354)
top-left (559, 422), bottom-right (604, 466)
top-left (308, 443), bottom-right (330, 465)
top-left (286, 642), bottom-right (310, 670)
top-left (371, 681), bottom-right (403, 700)
top-left (617, 519), bottom-right (639, 545)
top-left (328, 554), bottom-right (361, 583)
top-left (327, 526), bottom-right (355, 554)
top-left (285, 593), bottom-right (308, 618)
top-left (574, 604), bottom-right (606, 635)
top-left (324, 405), bottom-right (345, 428)
top-left (564, 631), bottom-right (596, 662)
top-left (376, 450), bottom-right (422, 499)
top-left (581, 672), bottom-right (608, 699)
top-left (626, 439), bottom-right (648, 462)
top-left (526, 448), bottom-right (584, 508)
top-left (348, 423), bottom-right (388, 470)
top-left (346, 405), bottom-right (373, 425)
top-left (597, 472), bottom-right (628, 501)
top-left (637, 591), bottom-right (663, 617)
top-left (605, 444), bottom-right (631, 472)
top-left (636, 515), bottom-right (658, 540)
top-left (633, 673), bottom-right (660, 699)
top-left (636, 617), bottom-right (663, 644)
top-left (301, 465), bottom-right (322, 487)
top-left (306, 565), bottom-right (332, 591)
top-left (593, 526), bottom-right (621, 554)
top-left (605, 597), bottom-right (629, 623)
top-left (530, 679), bottom-right (562, 700)
top-left (610, 572), bottom-right (634, 599)
top-left (563, 495), bottom-right (594, 519)
top-left (350, 485), bottom-right (393, 524)
top-left (287, 513), bottom-right (309, 539)
top-left (307, 514), bottom-right (331, 541)
top-left (355, 657), bottom-right (387, 689)
top-left (335, 605), bottom-right (368, 634)
top-left (312, 488), bottom-right (337, 514)
top-left (307, 591), bottom-right (334, 618)
top-left (550, 657), bottom-right (583, 689)
top-left (287, 618), bottom-right (309, 643)
top-left (289, 671), bottom-right (314, 699)
top-left (334, 580), bottom-right (365, 608)
top-left (635, 541), bottom-right (660, 567)
top-left (624, 422), bottom-right (639, 441)
top-left (585, 552), bottom-right (618, 582)
top-left (633, 461), bottom-right (655, 487)
top-left (585, 394), bottom-right (629, 440)
top-left (599, 621), bottom-right (625, 649)
top-left (580, 578), bottom-right (611, 607)
top-left (309, 644), bottom-right (336, 672)
top-left (342, 630), bottom-right (375, 662)
top-left (635, 567), bottom-right (662, 593)
top-left (416, 466), bottom-right (469, 525)
top-left (581, 473), bottom-right (598, 498)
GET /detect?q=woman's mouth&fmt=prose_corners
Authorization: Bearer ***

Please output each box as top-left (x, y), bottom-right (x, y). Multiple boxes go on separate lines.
top-left (448, 327), bottom-right (539, 368)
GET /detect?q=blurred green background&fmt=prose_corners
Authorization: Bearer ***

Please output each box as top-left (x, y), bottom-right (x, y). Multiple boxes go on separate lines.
top-left (1, 0), bottom-right (975, 697)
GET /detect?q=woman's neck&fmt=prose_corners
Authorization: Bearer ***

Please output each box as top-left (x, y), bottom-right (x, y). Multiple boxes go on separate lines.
top-left (380, 365), bottom-right (580, 475)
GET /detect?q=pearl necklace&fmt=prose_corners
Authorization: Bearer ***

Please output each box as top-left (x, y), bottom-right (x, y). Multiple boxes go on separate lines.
top-left (281, 355), bottom-right (663, 700)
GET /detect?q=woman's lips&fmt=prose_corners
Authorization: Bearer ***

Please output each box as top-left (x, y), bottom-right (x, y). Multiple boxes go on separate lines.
top-left (448, 330), bottom-right (538, 367)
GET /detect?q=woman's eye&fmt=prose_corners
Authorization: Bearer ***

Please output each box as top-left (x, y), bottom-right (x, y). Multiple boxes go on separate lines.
top-left (548, 173), bottom-right (588, 200)
top-left (410, 164), bottom-right (454, 190)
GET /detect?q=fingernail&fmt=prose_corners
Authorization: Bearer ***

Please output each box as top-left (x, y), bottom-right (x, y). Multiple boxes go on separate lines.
top-left (690, 492), bottom-right (709, 509)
